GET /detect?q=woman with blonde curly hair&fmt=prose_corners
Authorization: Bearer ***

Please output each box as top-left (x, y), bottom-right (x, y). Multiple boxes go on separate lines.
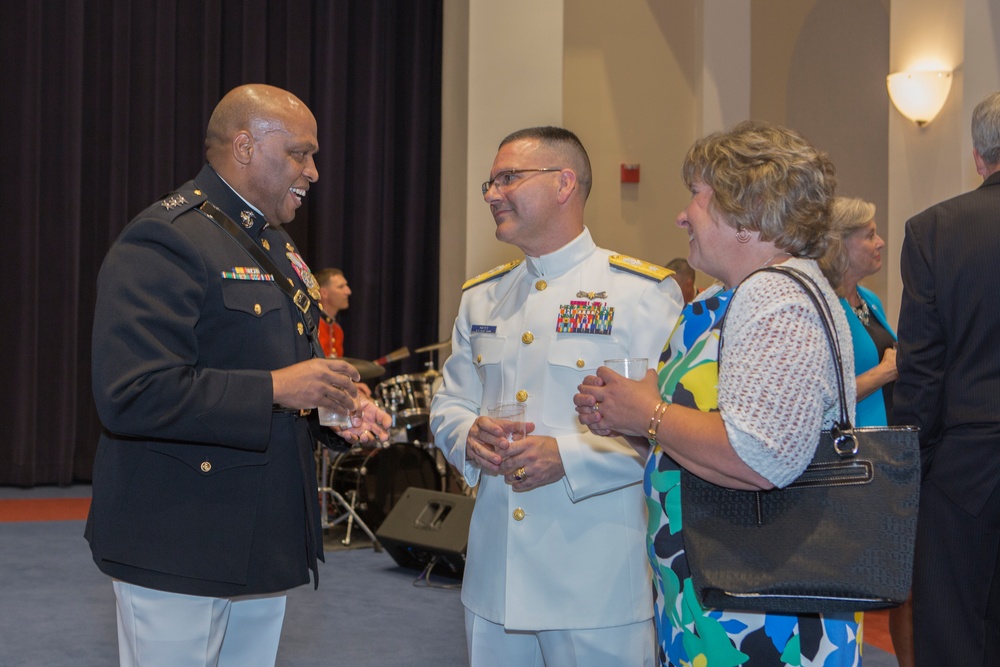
top-left (575, 121), bottom-right (862, 666)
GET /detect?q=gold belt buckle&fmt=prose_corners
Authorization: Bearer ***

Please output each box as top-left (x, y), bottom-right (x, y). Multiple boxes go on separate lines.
top-left (293, 290), bottom-right (310, 314)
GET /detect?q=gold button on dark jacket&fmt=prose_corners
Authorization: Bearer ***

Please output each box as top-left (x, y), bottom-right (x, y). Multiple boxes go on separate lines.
top-left (200, 461), bottom-right (212, 473)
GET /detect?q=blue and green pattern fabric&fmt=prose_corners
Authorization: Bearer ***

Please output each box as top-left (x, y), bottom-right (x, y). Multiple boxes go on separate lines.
top-left (645, 285), bottom-right (863, 666)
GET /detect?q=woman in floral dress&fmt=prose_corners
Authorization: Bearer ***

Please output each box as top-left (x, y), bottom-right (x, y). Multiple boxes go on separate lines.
top-left (574, 121), bottom-right (862, 666)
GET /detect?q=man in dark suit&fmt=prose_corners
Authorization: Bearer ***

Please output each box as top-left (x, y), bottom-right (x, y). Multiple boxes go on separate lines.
top-left (895, 90), bottom-right (1000, 667)
top-left (87, 84), bottom-right (391, 667)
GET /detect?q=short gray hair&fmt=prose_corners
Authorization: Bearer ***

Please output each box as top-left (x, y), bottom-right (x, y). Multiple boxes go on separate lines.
top-left (972, 91), bottom-right (1000, 166)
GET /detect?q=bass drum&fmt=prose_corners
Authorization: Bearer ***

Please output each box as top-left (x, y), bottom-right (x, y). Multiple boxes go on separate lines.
top-left (327, 444), bottom-right (442, 530)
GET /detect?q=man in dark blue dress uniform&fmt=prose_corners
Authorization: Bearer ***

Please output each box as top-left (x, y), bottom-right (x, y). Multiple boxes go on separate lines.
top-left (87, 84), bottom-right (391, 667)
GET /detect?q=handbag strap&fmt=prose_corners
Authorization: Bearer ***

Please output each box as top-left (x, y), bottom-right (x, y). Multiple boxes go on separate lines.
top-left (196, 200), bottom-right (325, 359)
top-left (726, 265), bottom-right (858, 455)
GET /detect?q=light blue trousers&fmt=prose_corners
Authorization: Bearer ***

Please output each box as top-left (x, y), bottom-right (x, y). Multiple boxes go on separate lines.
top-left (113, 581), bottom-right (287, 667)
top-left (465, 608), bottom-right (655, 667)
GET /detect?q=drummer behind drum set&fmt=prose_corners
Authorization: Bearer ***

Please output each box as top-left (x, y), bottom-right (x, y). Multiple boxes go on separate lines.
top-left (314, 267), bottom-right (351, 359)
top-left (315, 267), bottom-right (371, 397)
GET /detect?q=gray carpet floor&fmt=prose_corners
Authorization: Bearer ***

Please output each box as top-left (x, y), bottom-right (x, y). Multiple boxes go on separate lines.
top-left (0, 486), bottom-right (468, 666)
top-left (0, 486), bottom-right (899, 666)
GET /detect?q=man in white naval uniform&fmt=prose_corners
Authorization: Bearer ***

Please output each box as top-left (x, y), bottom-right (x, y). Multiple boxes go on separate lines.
top-left (430, 127), bottom-right (682, 666)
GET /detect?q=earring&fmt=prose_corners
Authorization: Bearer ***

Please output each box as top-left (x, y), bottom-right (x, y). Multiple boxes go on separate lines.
top-left (736, 225), bottom-right (751, 244)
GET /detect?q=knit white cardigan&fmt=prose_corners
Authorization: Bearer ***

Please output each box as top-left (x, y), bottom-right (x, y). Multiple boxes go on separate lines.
top-left (718, 258), bottom-right (857, 488)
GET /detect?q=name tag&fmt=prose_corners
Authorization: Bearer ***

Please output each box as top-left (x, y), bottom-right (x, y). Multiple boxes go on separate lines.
top-left (471, 324), bottom-right (497, 334)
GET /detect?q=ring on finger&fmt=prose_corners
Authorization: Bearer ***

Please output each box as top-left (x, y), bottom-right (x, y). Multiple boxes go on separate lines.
top-left (593, 402), bottom-right (601, 413)
top-left (512, 466), bottom-right (527, 482)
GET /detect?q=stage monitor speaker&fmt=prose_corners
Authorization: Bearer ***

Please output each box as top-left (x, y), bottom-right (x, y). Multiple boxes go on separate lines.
top-left (376, 487), bottom-right (474, 579)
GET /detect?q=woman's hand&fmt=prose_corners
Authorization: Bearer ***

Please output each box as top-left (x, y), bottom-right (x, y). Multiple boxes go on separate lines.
top-left (856, 346), bottom-right (898, 401)
top-left (573, 367), bottom-right (663, 438)
top-left (879, 346), bottom-right (899, 382)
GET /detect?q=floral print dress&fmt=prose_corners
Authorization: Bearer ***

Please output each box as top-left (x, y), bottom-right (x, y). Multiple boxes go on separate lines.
top-left (646, 285), bottom-right (863, 667)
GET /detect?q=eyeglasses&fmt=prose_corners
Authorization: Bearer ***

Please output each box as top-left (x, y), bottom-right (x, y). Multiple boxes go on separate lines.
top-left (481, 168), bottom-right (564, 196)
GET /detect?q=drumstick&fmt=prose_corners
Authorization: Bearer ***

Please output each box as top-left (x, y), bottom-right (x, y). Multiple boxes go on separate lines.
top-left (374, 346), bottom-right (410, 366)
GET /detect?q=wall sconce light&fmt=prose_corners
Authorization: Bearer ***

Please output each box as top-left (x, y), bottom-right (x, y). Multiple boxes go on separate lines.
top-left (886, 70), bottom-right (953, 127)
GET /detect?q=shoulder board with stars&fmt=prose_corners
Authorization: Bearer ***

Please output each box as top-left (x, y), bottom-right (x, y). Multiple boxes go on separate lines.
top-left (462, 259), bottom-right (523, 291)
top-left (153, 186), bottom-right (206, 220)
top-left (609, 254), bottom-right (674, 282)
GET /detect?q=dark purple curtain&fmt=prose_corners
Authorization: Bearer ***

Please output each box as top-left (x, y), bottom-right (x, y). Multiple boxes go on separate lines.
top-left (0, 0), bottom-right (442, 486)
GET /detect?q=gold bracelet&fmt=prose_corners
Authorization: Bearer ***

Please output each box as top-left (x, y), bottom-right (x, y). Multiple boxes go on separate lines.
top-left (647, 401), bottom-right (669, 443)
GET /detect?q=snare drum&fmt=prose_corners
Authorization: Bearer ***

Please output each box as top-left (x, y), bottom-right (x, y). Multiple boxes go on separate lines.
top-left (374, 371), bottom-right (442, 427)
top-left (326, 444), bottom-right (442, 529)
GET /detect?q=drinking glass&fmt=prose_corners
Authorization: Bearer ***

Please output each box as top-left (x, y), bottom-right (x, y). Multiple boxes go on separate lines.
top-left (604, 357), bottom-right (648, 379)
top-left (318, 406), bottom-right (353, 428)
top-left (487, 402), bottom-right (526, 443)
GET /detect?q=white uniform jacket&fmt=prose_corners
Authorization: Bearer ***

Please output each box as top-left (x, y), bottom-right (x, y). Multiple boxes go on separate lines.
top-left (430, 228), bottom-right (682, 630)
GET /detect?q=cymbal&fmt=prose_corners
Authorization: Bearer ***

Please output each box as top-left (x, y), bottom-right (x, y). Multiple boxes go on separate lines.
top-left (340, 357), bottom-right (386, 381)
top-left (415, 339), bottom-right (452, 353)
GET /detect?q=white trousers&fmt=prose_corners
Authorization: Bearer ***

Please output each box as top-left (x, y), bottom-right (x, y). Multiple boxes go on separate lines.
top-left (113, 581), bottom-right (287, 667)
top-left (465, 608), bottom-right (655, 667)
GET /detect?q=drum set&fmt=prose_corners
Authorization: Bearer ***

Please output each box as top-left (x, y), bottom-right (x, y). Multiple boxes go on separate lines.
top-left (317, 340), bottom-right (466, 548)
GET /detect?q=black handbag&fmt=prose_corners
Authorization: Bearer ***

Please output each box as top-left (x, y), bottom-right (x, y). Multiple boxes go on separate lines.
top-left (680, 265), bottom-right (920, 614)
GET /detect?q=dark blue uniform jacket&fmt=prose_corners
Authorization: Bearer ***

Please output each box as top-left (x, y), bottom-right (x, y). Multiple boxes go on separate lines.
top-left (86, 165), bottom-right (325, 597)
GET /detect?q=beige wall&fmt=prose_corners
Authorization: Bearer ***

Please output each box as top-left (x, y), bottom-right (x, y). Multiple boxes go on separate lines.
top-left (886, 0), bottom-right (968, 327)
top-left (963, 0), bottom-right (1000, 190)
top-left (438, 0), bottom-right (564, 343)
top-left (563, 0), bottom-right (699, 269)
top-left (440, 0), bottom-right (1000, 339)
top-left (438, 0), bottom-right (470, 344)
top-left (752, 0), bottom-right (891, 299)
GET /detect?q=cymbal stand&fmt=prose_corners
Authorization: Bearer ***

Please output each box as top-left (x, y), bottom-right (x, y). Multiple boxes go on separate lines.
top-left (317, 445), bottom-right (382, 551)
